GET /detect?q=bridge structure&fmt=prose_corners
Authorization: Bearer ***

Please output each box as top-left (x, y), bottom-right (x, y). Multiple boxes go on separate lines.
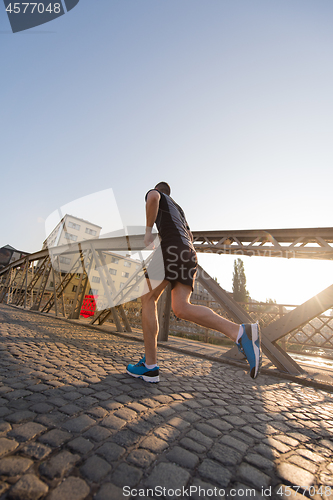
top-left (1, 227), bottom-right (333, 376)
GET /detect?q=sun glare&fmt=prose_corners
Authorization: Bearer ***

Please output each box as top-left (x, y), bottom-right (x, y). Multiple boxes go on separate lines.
top-left (197, 253), bottom-right (333, 307)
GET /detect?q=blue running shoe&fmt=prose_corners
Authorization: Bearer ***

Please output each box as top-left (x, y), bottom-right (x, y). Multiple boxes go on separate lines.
top-left (237, 323), bottom-right (261, 379)
top-left (126, 356), bottom-right (160, 383)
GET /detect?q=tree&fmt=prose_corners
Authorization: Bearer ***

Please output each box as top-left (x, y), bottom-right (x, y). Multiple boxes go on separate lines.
top-left (232, 258), bottom-right (249, 303)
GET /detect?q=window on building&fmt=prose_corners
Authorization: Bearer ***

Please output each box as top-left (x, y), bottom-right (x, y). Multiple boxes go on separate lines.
top-left (68, 221), bottom-right (81, 231)
top-left (59, 256), bottom-right (71, 265)
top-left (85, 228), bottom-right (97, 236)
top-left (122, 272), bottom-right (129, 278)
top-left (72, 285), bottom-right (78, 292)
top-left (88, 288), bottom-right (98, 296)
top-left (109, 268), bottom-right (117, 275)
top-left (92, 276), bottom-right (100, 283)
top-left (64, 232), bottom-right (77, 242)
top-left (124, 261), bottom-right (131, 268)
top-left (120, 283), bottom-right (125, 289)
top-left (111, 257), bottom-right (119, 264)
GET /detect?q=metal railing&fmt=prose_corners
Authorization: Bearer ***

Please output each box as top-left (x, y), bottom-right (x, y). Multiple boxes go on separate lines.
top-left (1, 229), bottom-right (333, 374)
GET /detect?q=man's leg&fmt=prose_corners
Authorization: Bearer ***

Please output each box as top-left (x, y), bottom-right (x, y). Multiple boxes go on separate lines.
top-left (171, 282), bottom-right (261, 378)
top-left (171, 282), bottom-right (239, 341)
top-left (141, 279), bottom-right (169, 365)
top-left (126, 279), bottom-right (169, 382)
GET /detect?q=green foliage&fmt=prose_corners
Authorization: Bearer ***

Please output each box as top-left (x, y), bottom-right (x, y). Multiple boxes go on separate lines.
top-left (232, 258), bottom-right (250, 303)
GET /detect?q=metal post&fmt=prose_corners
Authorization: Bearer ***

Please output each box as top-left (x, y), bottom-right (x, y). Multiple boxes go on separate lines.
top-left (56, 257), bottom-right (66, 317)
top-left (52, 266), bottom-right (58, 317)
top-left (158, 283), bottom-right (171, 341)
top-left (23, 258), bottom-right (29, 308)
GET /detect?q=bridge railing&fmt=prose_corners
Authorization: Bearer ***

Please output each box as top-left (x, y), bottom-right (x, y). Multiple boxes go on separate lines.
top-left (234, 301), bottom-right (333, 358)
top-left (103, 298), bottom-right (333, 359)
top-left (1, 229), bottom-right (333, 374)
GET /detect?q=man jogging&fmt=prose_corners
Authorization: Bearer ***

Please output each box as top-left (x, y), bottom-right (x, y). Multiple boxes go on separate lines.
top-left (126, 182), bottom-right (261, 382)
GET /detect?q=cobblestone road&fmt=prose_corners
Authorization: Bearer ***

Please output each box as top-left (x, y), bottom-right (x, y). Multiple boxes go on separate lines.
top-left (0, 303), bottom-right (333, 500)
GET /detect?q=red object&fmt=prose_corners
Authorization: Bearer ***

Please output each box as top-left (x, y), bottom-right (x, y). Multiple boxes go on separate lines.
top-left (80, 295), bottom-right (98, 318)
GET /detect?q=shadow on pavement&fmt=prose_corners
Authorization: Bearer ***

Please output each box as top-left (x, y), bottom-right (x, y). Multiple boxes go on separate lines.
top-left (0, 304), bottom-right (333, 500)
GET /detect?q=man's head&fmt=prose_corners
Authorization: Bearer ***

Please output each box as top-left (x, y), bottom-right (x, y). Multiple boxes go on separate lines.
top-left (155, 182), bottom-right (171, 196)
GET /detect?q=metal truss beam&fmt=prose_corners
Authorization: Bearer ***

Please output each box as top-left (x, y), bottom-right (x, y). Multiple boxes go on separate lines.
top-left (1, 227), bottom-right (333, 279)
top-left (192, 227), bottom-right (333, 260)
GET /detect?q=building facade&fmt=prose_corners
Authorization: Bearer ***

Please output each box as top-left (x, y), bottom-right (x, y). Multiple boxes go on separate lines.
top-left (43, 214), bottom-right (144, 314)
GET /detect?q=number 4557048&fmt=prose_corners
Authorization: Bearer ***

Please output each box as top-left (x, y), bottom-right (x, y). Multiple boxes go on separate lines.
top-left (6, 3), bottom-right (61, 14)
top-left (277, 486), bottom-right (332, 497)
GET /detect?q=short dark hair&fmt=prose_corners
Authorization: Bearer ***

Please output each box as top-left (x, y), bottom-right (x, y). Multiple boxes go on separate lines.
top-left (155, 182), bottom-right (171, 196)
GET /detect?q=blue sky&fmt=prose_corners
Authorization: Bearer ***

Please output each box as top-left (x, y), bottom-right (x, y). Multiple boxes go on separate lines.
top-left (1, 0), bottom-right (333, 304)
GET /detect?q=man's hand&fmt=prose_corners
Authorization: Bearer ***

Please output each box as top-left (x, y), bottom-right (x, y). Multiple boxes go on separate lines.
top-left (145, 190), bottom-right (160, 249)
top-left (144, 227), bottom-right (155, 249)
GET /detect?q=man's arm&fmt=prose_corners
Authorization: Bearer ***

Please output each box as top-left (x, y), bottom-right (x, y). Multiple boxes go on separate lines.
top-left (184, 218), bottom-right (193, 242)
top-left (144, 190), bottom-right (160, 248)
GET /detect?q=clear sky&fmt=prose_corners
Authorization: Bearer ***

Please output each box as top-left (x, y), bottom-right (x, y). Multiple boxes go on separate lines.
top-left (1, 0), bottom-right (333, 305)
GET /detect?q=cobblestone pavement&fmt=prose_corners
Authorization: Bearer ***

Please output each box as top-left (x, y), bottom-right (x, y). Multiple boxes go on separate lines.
top-left (0, 304), bottom-right (333, 500)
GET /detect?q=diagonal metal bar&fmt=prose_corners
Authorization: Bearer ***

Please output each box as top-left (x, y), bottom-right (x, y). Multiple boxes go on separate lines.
top-left (197, 265), bottom-right (303, 374)
top-left (225, 286), bottom-right (333, 372)
top-left (41, 254), bottom-right (83, 313)
top-left (23, 257), bottom-right (30, 308)
top-left (17, 256), bottom-right (49, 307)
top-left (51, 266), bottom-right (58, 317)
top-left (68, 249), bottom-right (94, 320)
top-left (89, 246), bottom-right (123, 332)
top-left (261, 284), bottom-right (333, 343)
top-left (91, 252), bottom-right (154, 326)
top-left (31, 258), bottom-right (52, 311)
top-left (196, 266), bottom-right (252, 324)
top-left (12, 259), bottom-right (29, 305)
top-left (96, 249), bottom-right (132, 332)
top-left (0, 268), bottom-right (13, 303)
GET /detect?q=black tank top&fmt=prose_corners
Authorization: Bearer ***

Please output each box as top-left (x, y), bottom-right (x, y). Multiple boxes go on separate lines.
top-left (145, 189), bottom-right (194, 252)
